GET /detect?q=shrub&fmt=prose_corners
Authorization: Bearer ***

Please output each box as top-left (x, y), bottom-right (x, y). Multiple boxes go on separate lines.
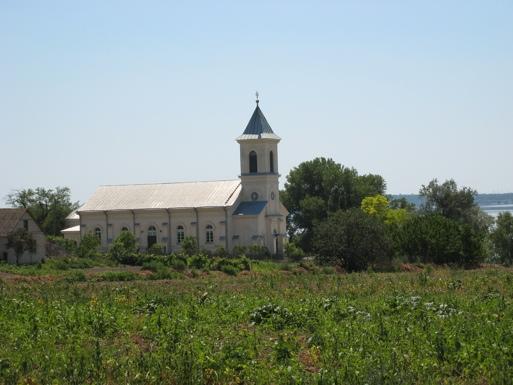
top-left (232, 245), bottom-right (247, 257)
top-left (284, 242), bottom-right (305, 261)
top-left (47, 257), bottom-right (95, 270)
top-left (180, 236), bottom-right (198, 256)
top-left (148, 243), bottom-right (166, 256)
top-left (188, 254), bottom-right (210, 270)
top-left (399, 214), bottom-right (484, 266)
top-left (214, 246), bottom-right (228, 258)
top-left (64, 270), bottom-right (87, 283)
top-left (220, 264), bottom-right (239, 276)
top-left (77, 232), bottom-right (100, 259)
top-left (246, 245), bottom-right (270, 260)
top-left (313, 208), bottom-right (391, 271)
top-left (47, 235), bottom-right (77, 256)
top-left (170, 256), bottom-right (187, 272)
top-left (98, 271), bottom-right (138, 282)
top-left (109, 231), bottom-right (138, 262)
top-left (491, 212), bottom-right (513, 265)
top-left (141, 260), bottom-right (166, 273)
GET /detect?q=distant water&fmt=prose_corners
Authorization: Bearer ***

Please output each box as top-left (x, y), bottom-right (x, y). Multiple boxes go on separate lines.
top-left (391, 193), bottom-right (513, 218)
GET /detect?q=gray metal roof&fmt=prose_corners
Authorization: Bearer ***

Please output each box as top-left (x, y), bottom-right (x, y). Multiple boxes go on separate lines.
top-left (233, 201), bottom-right (267, 216)
top-left (237, 104), bottom-right (280, 141)
top-left (78, 180), bottom-right (242, 212)
top-left (61, 225), bottom-right (80, 233)
top-left (0, 208), bottom-right (26, 237)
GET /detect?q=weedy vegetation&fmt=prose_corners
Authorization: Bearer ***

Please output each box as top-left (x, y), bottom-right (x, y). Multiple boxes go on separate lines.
top-left (0, 263), bottom-right (513, 384)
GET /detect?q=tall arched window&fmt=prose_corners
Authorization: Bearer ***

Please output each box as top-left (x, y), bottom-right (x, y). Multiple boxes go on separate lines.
top-left (206, 224), bottom-right (214, 243)
top-left (177, 225), bottom-right (185, 244)
top-left (249, 151), bottom-right (257, 173)
top-left (94, 227), bottom-right (102, 241)
top-left (270, 151), bottom-right (274, 173)
top-left (147, 226), bottom-right (157, 249)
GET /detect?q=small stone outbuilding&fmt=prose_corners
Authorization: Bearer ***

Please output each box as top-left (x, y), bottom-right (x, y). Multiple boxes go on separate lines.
top-left (0, 208), bottom-right (47, 264)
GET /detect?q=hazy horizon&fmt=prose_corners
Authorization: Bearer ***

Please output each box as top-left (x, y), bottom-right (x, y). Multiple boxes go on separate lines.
top-left (1, 1), bottom-right (512, 204)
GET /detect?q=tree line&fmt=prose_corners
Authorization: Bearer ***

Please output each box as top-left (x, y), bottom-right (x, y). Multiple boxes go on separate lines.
top-left (282, 157), bottom-right (513, 271)
top-left (5, 160), bottom-right (513, 271)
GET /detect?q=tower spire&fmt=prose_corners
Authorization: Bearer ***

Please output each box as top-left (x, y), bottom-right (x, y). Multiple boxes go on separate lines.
top-left (255, 91), bottom-right (259, 105)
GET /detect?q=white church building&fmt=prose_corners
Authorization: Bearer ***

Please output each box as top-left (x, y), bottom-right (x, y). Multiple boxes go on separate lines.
top-left (63, 100), bottom-right (288, 255)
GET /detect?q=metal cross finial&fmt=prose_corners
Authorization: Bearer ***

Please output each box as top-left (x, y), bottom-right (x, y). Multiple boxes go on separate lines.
top-left (256, 91), bottom-right (259, 105)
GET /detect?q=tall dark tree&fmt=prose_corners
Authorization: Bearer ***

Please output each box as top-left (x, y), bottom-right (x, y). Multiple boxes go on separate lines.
top-left (313, 208), bottom-right (390, 272)
top-left (6, 187), bottom-right (79, 236)
top-left (420, 179), bottom-right (477, 223)
top-left (281, 157), bottom-right (385, 251)
top-left (491, 212), bottom-right (513, 265)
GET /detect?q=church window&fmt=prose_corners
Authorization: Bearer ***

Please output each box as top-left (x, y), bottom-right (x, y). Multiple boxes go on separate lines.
top-left (206, 224), bottom-right (214, 243)
top-left (147, 226), bottom-right (157, 249)
top-left (94, 227), bottom-right (102, 241)
top-left (270, 151), bottom-right (274, 173)
top-left (177, 225), bottom-right (185, 244)
top-left (249, 151), bottom-right (257, 173)
top-left (23, 219), bottom-right (29, 230)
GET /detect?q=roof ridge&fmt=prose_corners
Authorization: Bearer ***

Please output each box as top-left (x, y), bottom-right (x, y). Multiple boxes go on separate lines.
top-left (98, 179), bottom-right (240, 187)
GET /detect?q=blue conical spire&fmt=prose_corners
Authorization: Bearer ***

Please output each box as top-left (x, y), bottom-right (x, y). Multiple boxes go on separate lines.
top-left (237, 98), bottom-right (280, 141)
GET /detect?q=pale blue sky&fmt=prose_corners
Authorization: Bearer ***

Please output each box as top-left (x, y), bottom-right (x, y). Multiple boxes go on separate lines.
top-left (1, 1), bottom-right (512, 204)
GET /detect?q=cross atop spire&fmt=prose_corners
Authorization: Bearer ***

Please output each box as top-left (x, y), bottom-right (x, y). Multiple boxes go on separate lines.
top-left (256, 91), bottom-right (259, 105)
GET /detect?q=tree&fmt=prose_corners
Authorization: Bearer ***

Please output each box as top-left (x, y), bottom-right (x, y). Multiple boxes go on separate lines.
top-left (6, 228), bottom-right (36, 265)
top-left (491, 212), bottom-right (513, 265)
top-left (109, 230), bottom-right (138, 262)
top-left (398, 214), bottom-right (484, 266)
top-left (361, 194), bottom-right (411, 225)
top-left (399, 214), bottom-right (463, 264)
top-left (77, 232), bottom-right (100, 259)
top-left (6, 187), bottom-right (79, 236)
top-left (313, 208), bottom-right (390, 272)
top-left (282, 157), bottom-right (386, 251)
top-left (420, 179), bottom-right (477, 223)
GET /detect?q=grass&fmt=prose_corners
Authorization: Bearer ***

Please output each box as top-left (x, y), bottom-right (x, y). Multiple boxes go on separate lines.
top-left (0, 264), bottom-right (512, 384)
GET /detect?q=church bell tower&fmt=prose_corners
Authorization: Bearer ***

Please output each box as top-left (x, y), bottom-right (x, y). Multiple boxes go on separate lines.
top-left (236, 94), bottom-right (282, 221)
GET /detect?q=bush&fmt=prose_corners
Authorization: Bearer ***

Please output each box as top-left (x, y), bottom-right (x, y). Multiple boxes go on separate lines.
top-left (313, 208), bottom-right (391, 272)
top-left (47, 257), bottom-right (95, 270)
top-left (64, 270), bottom-right (87, 283)
top-left (47, 235), bottom-right (77, 256)
top-left (284, 242), bottom-right (305, 261)
top-left (77, 233), bottom-right (100, 259)
top-left (491, 212), bottom-right (513, 265)
top-left (188, 254), bottom-right (210, 270)
top-left (109, 231), bottom-right (138, 262)
top-left (214, 246), bottom-right (228, 258)
top-left (180, 236), bottom-right (198, 257)
top-left (148, 243), bottom-right (166, 255)
top-left (399, 214), bottom-right (485, 266)
top-left (170, 256), bottom-right (187, 272)
top-left (97, 271), bottom-right (138, 282)
top-left (232, 245), bottom-right (247, 257)
top-left (246, 245), bottom-right (270, 260)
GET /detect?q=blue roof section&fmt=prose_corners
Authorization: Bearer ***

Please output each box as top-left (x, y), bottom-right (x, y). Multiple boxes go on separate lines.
top-left (243, 105), bottom-right (274, 135)
top-left (233, 201), bottom-right (267, 216)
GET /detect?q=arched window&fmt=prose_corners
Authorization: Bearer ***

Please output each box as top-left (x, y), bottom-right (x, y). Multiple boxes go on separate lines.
top-left (270, 151), bottom-right (274, 173)
top-left (177, 225), bottom-right (185, 244)
top-left (147, 225), bottom-right (157, 249)
top-left (206, 224), bottom-right (214, 243)
top-left (94, 227), bottom-right (102, 241)
top-left (249, 151), bottom-right (257, 173)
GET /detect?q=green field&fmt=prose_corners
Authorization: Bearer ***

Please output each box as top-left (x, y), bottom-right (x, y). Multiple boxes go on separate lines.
top-left (1, 262), bottom-right (512, 384)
